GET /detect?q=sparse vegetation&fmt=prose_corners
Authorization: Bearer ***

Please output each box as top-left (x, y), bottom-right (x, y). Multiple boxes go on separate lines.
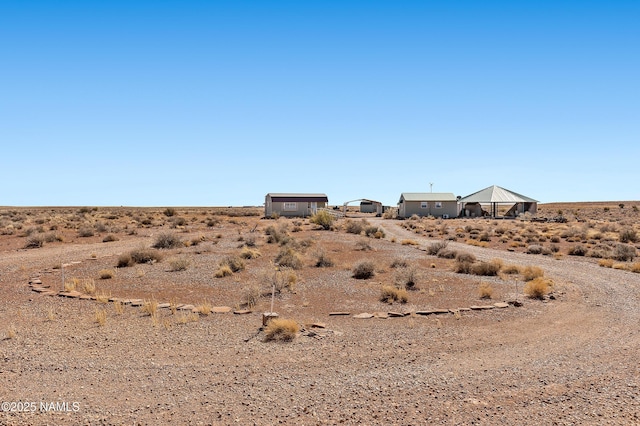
top-left (310, 210), bottom-right (335, 230)
top-left (352, 260), bottom-right (375, 279)
top-left (264, 318), bottom-right (299, 342)
top-left (152, 232), bottom-right (183, 249)
top-left (380, 285), bottom-right (409, 304)
top-left (524, 277), bottom-right (553, 299)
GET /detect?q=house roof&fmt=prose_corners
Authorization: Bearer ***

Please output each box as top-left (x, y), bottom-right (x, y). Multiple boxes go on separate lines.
top-left (266, 193), bottom-right (328, 202)
top-left (459, 185), bottom-right (538, 203)
top-left (399, 193), bottom-right (457, 203)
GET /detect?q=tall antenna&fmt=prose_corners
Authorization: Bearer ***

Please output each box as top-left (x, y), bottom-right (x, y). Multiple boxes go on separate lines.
top-left (429, 182), bottom-right (433, 193)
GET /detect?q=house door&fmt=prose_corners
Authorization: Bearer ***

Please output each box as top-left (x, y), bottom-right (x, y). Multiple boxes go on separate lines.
top-left (309, 202), bottom-right (317, 214)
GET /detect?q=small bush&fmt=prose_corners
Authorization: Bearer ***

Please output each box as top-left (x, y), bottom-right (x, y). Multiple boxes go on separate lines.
top-left (163, 208), bottom-right (177, 217)
top-left (524, 277), bottom-right (553, 299)
top-left (437, 249), bottom-right (458, 259)
top-left (353, 260), bottom-right (375, 279)
top-left (24, 234), bottom-right (45, 249)
top-left (478, 282), bottom-right (494, 299)
top-left (522, 266), bottom-right (544, 281)
top-left (365, 226), bottom-right (385, 238)
top-left (241, 285), bottom-right (261, 308)
top-left (240, 247), bottom-right (261, 259)
top-left (455, 252), bottom-right (476, 263)
top-left (169, 258), bottom-right (190, 271)
top-left (314, 251), bottom-right (334, 267)
top-left (130, 248), bottom-right (163, 264)
top-left (264, 318), bottom-right (299, 342)
top-left (117, 253), bottom-right (134, 268)
top-left (390, 258), bottom-right (408, 268)
top-left (470, 261), bottom-right (501, 276)
top-left (102, 234), bottom-right (118, 243)
top-left (567, 244), bottom-right (587, 256)
top-left (527, 245), bottom-right (544, 255)
top-left (401, 239), bottom-right (419, 246)
top-left (153, 232), bottom-right (183, 249)
top-left (78, 227), bottom-right (94, 237)
top-left (265, 225), bottom-right (289, 245)
top-left (99, 269), bottom-right (115, 279)
top-left (380, 286), bottom-right (408, 304)
top-left (613, 243), bottom-right (636, 261)
top-left (220, 255), bottom-right (245, 272)
top-left (310, 210), bottom-right (334, 230)
top-left (454, 260), bottom-right (474, 274)
top-left (502, 264), bottom-right (520, 275)
top-left (395, 267), bottom-right (418, 290)
top-left (619, 228), bottom-right (638, 243)
top-left (215, 265), bottom-right (233, 278)
top-left (94, 309), bottom-right (107, 326)
top-left (426, 240), bottom-right (448, 255)
top-left (275, 247), bottom-right (303, 270)
top-left (355, 239), bottom-right (373, 251)
top-left (598, 259), bottom-right (614, 268)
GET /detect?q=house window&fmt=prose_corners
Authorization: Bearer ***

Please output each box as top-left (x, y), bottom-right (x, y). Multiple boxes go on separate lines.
top-left (435, 202), bottom-right (443, 209)
top-left (283, 202), bottom-right (297, 211)
top-left (421, 202), bottom-right (428, 209)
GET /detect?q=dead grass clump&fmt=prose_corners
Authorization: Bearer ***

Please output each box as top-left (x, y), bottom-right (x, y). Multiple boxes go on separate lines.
top-left (215, 265), bottom-right (233, 278)
top-left (390, 258), bottom-right (408, 268)
top-left (365, 226), bottom-right (385, 238)
top-left (6, 324), bottom-right (17, 339)
top-left (352, 260), bottom-right (375, 279)
top-left (355, 239), bottom-right (373, 251)
top-left (265, 224), bottom-right (290, 245)
top-left (168, 258), bottom-right (190, 271)
top-left (113, 300), bottom-right (124, 315)
top-left (630, 263), bottom-right (640, 273)
top-left (240, 247), bottom-right (261, 259)
top-left (94, 309), bottom-right (107, 326)
top-left (522, 266), bottom-right (544, 281)
top-left (80, 278), bottom-right (96, 294)
top-left (619, 227), bottom-right (638, 243)
top-left (275, 248), bottom-right (303, 270)
top-left (242, 285), bottom-right (261, 308)
top-left (220, 255), bottom-right (246, 273)
top-left (117, 253), bottom-right (134, 268)
top-left (141, 299), bottom-right (159, 317)
top-left (380, 285), bottom-right (409, 304)
top-left (195, 301), bottom-right (212, 316)
top-left (568, 244), bottom-right (588, 256)
top-left (478, 282), bottom-right (494, 299)
top-left (455, 252), bottom-right (476, 263)
top-left (502, 264), bottom-right (521, 275)
top-left (401, 239), bottom-right (419, 246)
top-left (78, 227), bottom-right (94, 237)
top-left (437, 249), bottom-right (458, 259)
top-left (524, 277), bottom-right (553, 299)
top-left (99, 269), bottom-right (115, 279)
top-left (152, 232), bottom-right (183, 249)
top-left (598, 258), bottom-right (615, 268)
top-left (264, 318), bottom-right (299, 342)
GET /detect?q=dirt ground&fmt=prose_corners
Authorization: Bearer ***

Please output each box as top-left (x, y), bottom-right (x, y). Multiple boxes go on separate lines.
top-left (1, 203), bottom-right (639, 425)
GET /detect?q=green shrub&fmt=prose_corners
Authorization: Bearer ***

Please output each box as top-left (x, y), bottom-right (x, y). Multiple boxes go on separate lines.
top-left (310, 210), bottom-right (334, 230)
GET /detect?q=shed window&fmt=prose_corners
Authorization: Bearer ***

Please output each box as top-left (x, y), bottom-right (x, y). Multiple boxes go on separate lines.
top-left (421, 202), bottom-right (428, 209)
top-left (283, 202), bottom-right (297, 211)
top-left (435, 202), bottom-right (443, 209)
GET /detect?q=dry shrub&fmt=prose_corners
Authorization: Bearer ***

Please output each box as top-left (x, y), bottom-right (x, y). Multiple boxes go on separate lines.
top-left (141, 299), bottom-right (159, 317)
top-left (310, 210), bottom-right (334, 230)
top-left (355, 239), bottom-right (373, 251)
top-left (380, 286), bottom-right (408, 304)
top-left (502, 264), bottom-right (520, 275)
top-left (630, 263), bottom-right (640, 273)
top-left (455, 252), bottom-right (476, 263)
top-left (568, 244), bottom-right (588, 256)
top-left (264, 318), bottom-right (299, 342)
top-left (275, 247), bottom-right (303, 270)
top-left (153, 232), bottom-right (183, 249)
top-left (478, 282), bottom-right (494, 299)
top-left (522, 266), bottom-right (544, 281)
top-left (94, 309), bottom-right (107, 326)
top-left (242, 285), bottom-right (261, 308)
top-left (25, 234), bottom-right (45, 249)
top-left (395, 267), bottom-right (418, 290)
top-left (314, 250), bottom-right (334, 267)
top-left (80, 278), bottom-right (96, 294)
top-left (524, 277), bottom-right (553, 299)
top-left (470, 261), bottom-right (501, 276)
top-left (220, 255), bottom-right (245, 272)
top-left (130, 248), bottom-right (163, 265)
top-left (390, 258), bottom-right (408, 268)
top-left (240, 247), bottom-right (261, 259)
top-left (169, 258), bottom-right (189, 271)
top-left (215, 265), bottom-right (233, 278)
top-left (598, 259), bottom-right (614, 268)
top-left (353, 260), bottom-right (375, 279)
top-left (613, 243), bottom-right (636, 261)
top-left (117, 253), bottom-right (134, 268)
top-left (195, 301), bottom-right (212, 316)
top-left (99, 269), bottom-right (115, 279)
top-left (437, 249), bottom-right (458, 259)
top-left (401, 239), bottom-right (419, 246)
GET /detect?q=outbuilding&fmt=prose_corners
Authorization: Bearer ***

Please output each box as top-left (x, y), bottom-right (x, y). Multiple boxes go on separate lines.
top-left (397, 193), bottom-right (459, 219)
top-left (458, 185), bottom-right (538, 218)
top-left (264, 193), bottom-right (328, 218)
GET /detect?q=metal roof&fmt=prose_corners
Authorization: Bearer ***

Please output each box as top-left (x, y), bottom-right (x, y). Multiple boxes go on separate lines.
top-left (266, 193), bottom-right (328, 202)
top-left (399, 193), bottom-right (458, 203)
top-left (459, 186), bottom-right (538, 203)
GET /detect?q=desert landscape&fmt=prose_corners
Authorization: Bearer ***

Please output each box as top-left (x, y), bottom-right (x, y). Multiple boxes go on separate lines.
top-left (1, 202), bottom-right (639, 425)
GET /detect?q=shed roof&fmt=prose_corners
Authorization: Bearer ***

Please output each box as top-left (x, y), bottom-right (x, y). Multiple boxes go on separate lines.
top-left (266, 193), bottom-right (328, 202)
top-left (399, 193), bottom-right (457, 203)
top-left (459, 185), bottom-right (537, 203)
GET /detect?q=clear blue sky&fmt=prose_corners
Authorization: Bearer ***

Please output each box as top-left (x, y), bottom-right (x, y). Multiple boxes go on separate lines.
top-left (2, 1), bottom-right (638, 206)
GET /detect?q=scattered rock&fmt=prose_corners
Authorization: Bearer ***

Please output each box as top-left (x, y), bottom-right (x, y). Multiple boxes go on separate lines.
top-left (374, 312), bottom-right (389, 319)
top-left (353, 313), bottom-right (374, 319)
top-left (212, 306), bottom-right (232, 313)
top-left (388, 311), bottom-right (407, 317)
top-left (494, 302), bottom-right (509, 308)
top-left (233, 309), bottom-right (252, 315)
top-left (329, 312), bottom-right (351, 316)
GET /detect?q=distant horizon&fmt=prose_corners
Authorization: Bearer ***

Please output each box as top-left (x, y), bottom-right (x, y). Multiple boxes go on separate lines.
top-left (2, 1), bottom-right (638, 206)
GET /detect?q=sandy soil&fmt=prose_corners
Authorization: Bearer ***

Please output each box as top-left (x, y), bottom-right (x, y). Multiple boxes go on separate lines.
top-left (1, 205), bottom-right (639, 425)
